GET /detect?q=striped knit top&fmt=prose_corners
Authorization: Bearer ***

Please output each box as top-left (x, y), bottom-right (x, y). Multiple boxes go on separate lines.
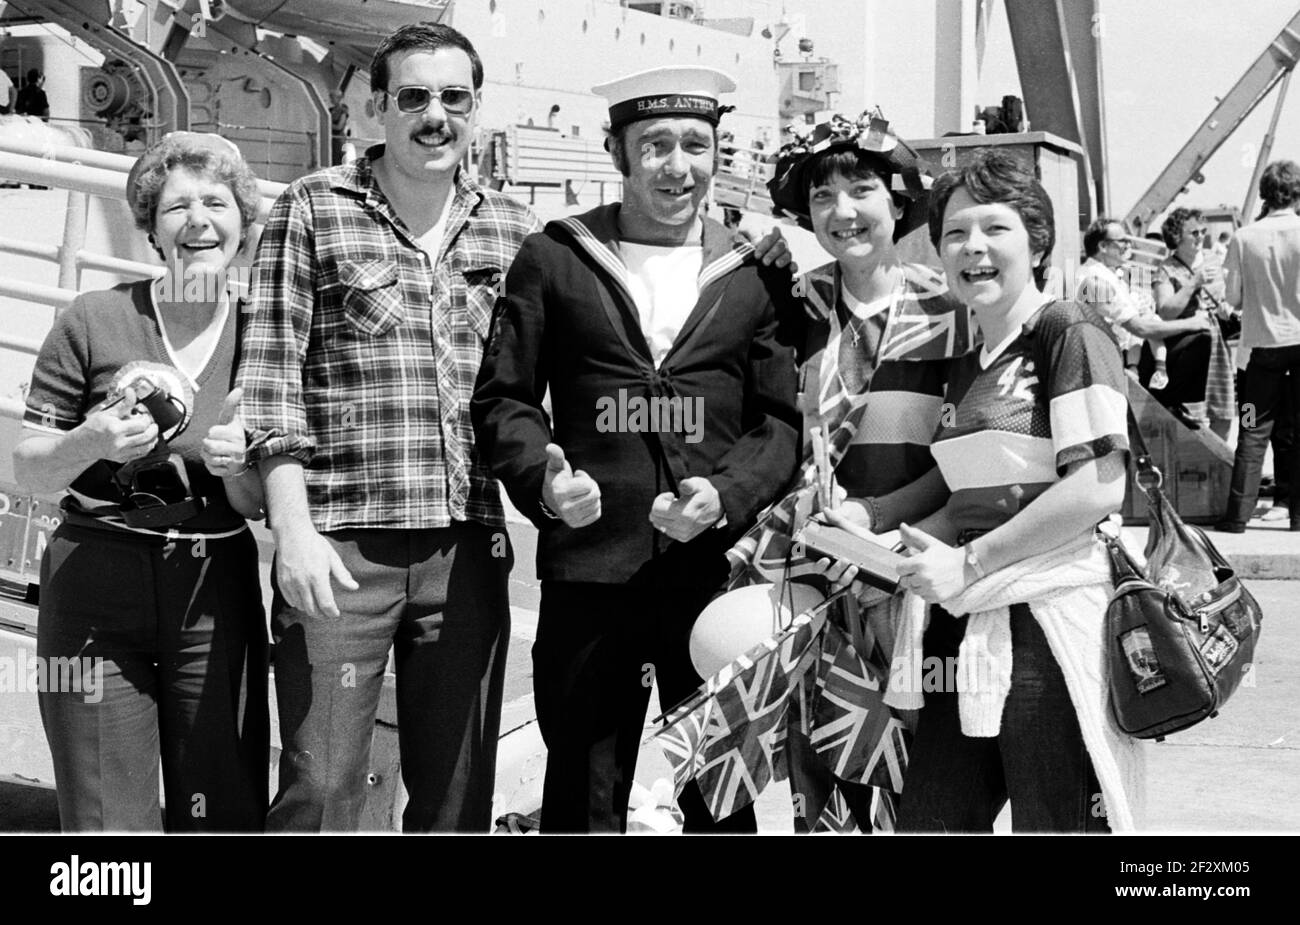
top-left (930, 299), bottom-right (1130, 533)
top-left (783, 261), bottom-right (976, 524)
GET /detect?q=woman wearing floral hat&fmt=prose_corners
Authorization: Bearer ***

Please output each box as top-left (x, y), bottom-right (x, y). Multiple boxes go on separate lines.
top-left (734, 112), bottom-right (976, 831)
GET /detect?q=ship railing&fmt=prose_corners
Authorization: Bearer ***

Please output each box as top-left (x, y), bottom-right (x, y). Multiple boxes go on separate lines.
top-left (714, 145), bottom-right (776, 214)
top-left (212, 121), bottom-right (321, 180)
top-left (0, 138), bottom-right (285, 361)
top-left (490, 124), bottom-right (624, 205)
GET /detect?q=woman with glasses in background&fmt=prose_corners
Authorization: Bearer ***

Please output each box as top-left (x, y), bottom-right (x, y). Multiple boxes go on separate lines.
top-left (1076, 217), bottom-right (1213, 377)
top-left (1139, 207), bottom-right (1236, 436)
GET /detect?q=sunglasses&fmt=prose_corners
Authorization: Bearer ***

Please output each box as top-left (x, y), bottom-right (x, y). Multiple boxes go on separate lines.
top-left (384, 85), bottom-right (475, 116)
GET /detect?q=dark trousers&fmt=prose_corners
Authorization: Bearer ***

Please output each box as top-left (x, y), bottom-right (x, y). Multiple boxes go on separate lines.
top-left (1140, 331), bottom-right (1210, 406)
top-left (1224, 345), bottom-right (1300, 525)
top-left (533, 580), bottom-right (757, 833)
top-left (1274, 382), bottom-right (1294, 501)
top-left (266, 523), bottom-right (510, 832)
top-left (37, 522), bottom-right (268, 831)
top-left (896, 604), bottom-right (1109, 833)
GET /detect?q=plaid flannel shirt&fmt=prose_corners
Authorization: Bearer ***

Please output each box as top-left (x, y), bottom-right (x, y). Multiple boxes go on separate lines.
top-left (238, 147), bottom-right (542, 531)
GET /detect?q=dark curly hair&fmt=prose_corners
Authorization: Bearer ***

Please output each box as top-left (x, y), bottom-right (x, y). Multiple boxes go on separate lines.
top-left (1260, 160), bottom-right (1300, 211)
top-left (928, 149), bottom-right (1055, 287)
top-left (128, 137), bottom-right (261, 251)
top-left (1160, 207), bottom-right (1203, 250)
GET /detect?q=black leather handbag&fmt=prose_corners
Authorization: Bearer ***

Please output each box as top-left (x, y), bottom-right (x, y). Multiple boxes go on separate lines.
top-left (1102, 415), bottom-right (1263, 741)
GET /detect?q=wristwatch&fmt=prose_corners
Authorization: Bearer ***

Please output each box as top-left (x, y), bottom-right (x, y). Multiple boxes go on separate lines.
top-left (964, 543), bottom-right (988, 580)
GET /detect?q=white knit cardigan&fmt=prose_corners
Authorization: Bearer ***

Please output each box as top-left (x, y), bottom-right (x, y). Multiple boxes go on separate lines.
top-left (884, 530), bottom-right (1147, 831)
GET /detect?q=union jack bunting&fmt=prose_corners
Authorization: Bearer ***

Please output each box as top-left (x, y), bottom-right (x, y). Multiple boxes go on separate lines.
top-left (804, 782), bottom-right (899, 833)
top-left (660, 262), bottom-right (969, 831)
top-left (801, 262), bottom-right (976, 366)
top-left (808, 620), bottom-right (908, 789)
top-left (813, 788), bottom-right (854, 833)
top-left (653, 597), bottom-right (912, 832)
top-left (655, 607), bottom-right (826, 820)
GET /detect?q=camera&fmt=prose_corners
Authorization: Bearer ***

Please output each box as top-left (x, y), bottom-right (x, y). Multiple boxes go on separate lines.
top-left (129, 375), bottom-right (186, 436)
top-left (109, 374), bottom-right (203, 528)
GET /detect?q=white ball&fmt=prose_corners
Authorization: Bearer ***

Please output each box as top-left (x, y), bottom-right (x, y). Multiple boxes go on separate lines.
top-left (688, 582), bottom-right (825, 680)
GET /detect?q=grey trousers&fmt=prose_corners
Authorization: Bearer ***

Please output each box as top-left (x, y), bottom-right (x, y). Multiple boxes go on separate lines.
top-left (266, 523), bottom-right (511, 832)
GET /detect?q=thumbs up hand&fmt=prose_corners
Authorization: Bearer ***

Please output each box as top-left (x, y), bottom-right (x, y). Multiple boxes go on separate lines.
top-left (542, 443), bottom-right (601, 528)
top-left (649, 476), bottom-right (722, 543)
top-left (895, 522), bottom-right (969, 603)
top-left (202, 387), bottom-right (250, 478)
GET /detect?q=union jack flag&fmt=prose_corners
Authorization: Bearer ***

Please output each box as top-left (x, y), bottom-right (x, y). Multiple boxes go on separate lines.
top-left (813, 788), bottom-right (854, 833)
top-left (656, 607), bottom-right (825, 820)
top-left (802, 263), bottom-right (976, 365)
top-left (808, 620), bottom-right (908, 790)
top-left (653, 598), bottom-right (912, 832)
top-left (655, 264), bottom-right (966, 831)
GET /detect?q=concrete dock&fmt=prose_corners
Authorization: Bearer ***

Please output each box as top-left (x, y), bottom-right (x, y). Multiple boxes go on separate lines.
top-left (2, 510), bottom-right (1296, 832)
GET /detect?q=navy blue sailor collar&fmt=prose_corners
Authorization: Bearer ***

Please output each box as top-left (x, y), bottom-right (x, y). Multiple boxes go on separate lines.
top-left (551, 203), bottom-right (755, 308)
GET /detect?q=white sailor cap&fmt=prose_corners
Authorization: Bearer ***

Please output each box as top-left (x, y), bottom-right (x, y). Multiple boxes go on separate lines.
top-left (592, 65), bottom-right (737, 132)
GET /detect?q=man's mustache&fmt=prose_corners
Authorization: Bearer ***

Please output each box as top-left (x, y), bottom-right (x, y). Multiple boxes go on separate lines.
top-left (412, 128), bottom-right (454, 144)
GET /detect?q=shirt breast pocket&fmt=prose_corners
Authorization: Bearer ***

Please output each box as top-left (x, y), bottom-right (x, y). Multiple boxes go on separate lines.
top-left (338, 259), bottom-right (406, 337)
top-left (461, 268), bottom-right (502, 342)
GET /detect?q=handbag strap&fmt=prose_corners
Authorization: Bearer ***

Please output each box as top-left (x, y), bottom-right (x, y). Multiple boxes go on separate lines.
top-left (1125, 404), bottom-right (1163, 496)
top-left (1125, 404), bottom-right (1237, 577)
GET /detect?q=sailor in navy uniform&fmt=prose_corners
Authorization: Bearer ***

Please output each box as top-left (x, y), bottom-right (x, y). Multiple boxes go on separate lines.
top-left (472, 66), bottom-right (800, 832)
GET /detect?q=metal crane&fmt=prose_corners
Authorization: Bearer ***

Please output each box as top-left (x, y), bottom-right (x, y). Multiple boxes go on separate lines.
top-left (1124, 7), bottom-right (1300, 235)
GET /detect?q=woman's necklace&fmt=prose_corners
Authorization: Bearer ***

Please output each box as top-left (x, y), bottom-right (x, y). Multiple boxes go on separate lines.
top-left (841, 263), bottom-right (902, 349)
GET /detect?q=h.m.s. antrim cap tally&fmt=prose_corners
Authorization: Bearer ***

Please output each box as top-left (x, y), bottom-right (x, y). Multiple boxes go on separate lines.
top-left (592, 65), bottom-right (737, 131)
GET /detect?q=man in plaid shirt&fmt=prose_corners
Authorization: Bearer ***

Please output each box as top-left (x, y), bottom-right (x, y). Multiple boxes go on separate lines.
top-left (237, 23), bottom-right (540, 832)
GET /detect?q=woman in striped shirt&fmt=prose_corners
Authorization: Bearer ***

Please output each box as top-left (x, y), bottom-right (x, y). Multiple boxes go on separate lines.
top-left (764, 113), bottom-right (974, 830)
top-left (889, 149), bottom-right (1145, 832)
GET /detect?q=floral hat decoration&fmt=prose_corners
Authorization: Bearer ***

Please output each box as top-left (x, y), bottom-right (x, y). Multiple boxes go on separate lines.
top-left (768, 110), bottom-right (933, 240)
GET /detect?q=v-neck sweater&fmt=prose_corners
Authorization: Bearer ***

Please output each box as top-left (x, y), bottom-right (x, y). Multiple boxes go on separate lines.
top-left (23, 279), bottom-right (245, 536)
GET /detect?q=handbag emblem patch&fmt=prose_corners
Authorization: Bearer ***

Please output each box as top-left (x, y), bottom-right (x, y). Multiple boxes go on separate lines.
top-left (1120, 626), bottom-right (1167, 694)
top-left (1199, 625), bottom-right (1240, 676)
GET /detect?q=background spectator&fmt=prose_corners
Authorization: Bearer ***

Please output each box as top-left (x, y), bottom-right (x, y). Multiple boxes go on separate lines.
top-left (1218, 160), bottom-right (1300, 532)
top-left (1139, 207), bottom-right (1235, 436)
top-left (15, 68), bottom-right (49, 121)
top-left (1076, 217), bottom-right (1212, 372)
